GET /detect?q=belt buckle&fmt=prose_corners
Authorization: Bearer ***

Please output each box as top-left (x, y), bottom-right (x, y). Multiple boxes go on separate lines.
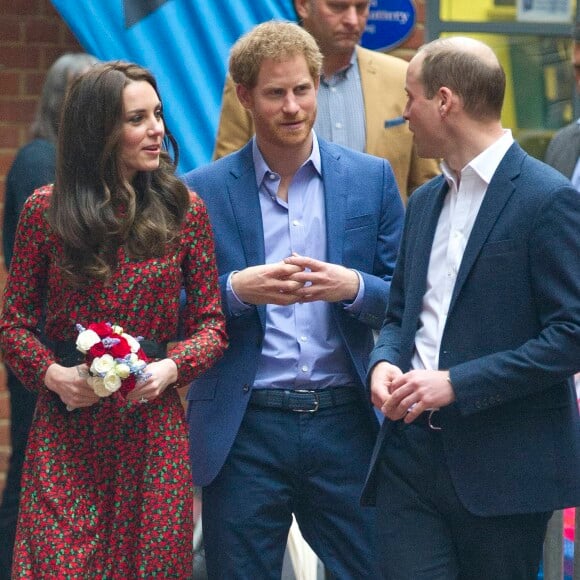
top-left (293, 389), bottom-right (319, 413)
top-left (428, 409), bottom-right (442, 431)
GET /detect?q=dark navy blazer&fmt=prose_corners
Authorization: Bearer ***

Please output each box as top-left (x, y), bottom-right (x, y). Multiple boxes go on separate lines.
top-left (183, 138), bottom-right (404, 487)
top-left (363, 142), bottom-right (580, 516)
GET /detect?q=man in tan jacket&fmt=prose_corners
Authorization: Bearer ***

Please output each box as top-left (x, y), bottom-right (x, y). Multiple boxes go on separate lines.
top-left (213, 0), bottom-right (439, 201)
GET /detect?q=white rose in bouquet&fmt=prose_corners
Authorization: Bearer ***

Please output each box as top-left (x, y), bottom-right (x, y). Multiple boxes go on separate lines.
top-left (103, 371), bottom-right (122, 393)
top-left (88, 375), bottom-right (111, 397)
top-left (76, 329), bottom-right (101, 354)
top-left (122, 333), bottom-right (141, 353)
top-left (115, 362), bottom-right (131, 379)
top-left (90, 354), bottom-right (116, 375)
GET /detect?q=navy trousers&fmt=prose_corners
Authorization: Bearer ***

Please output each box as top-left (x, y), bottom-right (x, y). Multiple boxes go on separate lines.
top-left (202, 399), bottom-right (378, 579)
top-left (375, 421), bottom-right (551, 580)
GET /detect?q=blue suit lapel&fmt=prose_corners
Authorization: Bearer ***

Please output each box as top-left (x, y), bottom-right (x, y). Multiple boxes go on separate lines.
top-left (228, 142), bottom-right (267, 326)
top-left (227, 143), bottom-right (266, 268)
top-left (449, 143), bottom-right (521, 313)
top-left (415, 178), bottom-right (448, 283)
top-left (406, 178), bottom-right (449, 324)
top-left (320, 142), bottom-right (347, 264)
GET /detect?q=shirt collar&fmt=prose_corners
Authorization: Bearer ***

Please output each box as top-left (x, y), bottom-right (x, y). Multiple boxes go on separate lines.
top-left (441, 129), bottom-right (514, 187)
top-left (252, 132), bottom-right (322, 188)
top-left (321, 49), bottom-right (358, 84)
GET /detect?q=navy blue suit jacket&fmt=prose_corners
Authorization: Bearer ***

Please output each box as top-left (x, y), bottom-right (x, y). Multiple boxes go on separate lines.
top-left (183, 138), bottom-right (404, 486)
top-left (363, 143), bottom-right (580, 516)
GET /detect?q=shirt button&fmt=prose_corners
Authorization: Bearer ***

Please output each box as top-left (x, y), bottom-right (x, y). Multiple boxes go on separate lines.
top-left (300, 336), bottom-right (308, 342)
top-left (242, 384), bottom-right (250, 393)
top-left (268, 172), bottom-right (276, 180)
top-left (335, 122), bottom-right (343, 129)
top-left (301, 365), bottom-right (309, 372)
top-left (331, 86), bottom-right (337, 93)
top-left (292, 220), bottom-right (300, 226)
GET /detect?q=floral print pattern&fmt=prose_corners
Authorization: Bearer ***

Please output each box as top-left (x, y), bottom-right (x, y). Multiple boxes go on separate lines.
top-left (0, 186), bottom-right (227, 578)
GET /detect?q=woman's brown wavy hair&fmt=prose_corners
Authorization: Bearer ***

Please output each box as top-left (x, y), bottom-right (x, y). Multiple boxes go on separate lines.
top-left (48, 61), bottom-right (190, 286)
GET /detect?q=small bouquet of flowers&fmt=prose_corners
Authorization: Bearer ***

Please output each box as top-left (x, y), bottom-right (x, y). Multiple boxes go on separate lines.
top-left (75, 322), bottom-right (149, 398)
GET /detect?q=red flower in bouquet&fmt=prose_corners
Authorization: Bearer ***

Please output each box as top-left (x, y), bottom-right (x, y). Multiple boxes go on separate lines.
top-left (75, 322), bottom-right (149, 398)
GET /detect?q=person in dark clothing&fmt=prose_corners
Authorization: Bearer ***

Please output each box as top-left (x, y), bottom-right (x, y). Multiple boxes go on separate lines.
top-left (0, 52), bottom-right (98, 579)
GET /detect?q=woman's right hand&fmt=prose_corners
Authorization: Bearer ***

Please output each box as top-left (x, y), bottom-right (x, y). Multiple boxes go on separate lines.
top-left (44, 363), bottom-right (100, 410)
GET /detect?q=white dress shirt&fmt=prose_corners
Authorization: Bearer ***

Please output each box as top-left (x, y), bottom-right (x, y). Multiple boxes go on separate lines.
top-left (411, 130), bottom-right (514, 371)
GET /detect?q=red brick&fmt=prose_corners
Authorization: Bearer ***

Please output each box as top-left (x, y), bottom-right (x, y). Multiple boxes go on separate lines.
top-left (24, 71), bottom-right (45, 97)
top-left (45, 0), bottom-right (62, 17)
top-left (1, 0), bottom-right (38, 17)
top-left (0, 100), bottom-right (37, 124)
top-left (414, 1), bottom-right (426, 24)
top-left (61, 26), bottom-right (83, 48)
top-left (0, 71), bottom-right (21, 97)
top-left (0, 152), bottom-right (18, 176)
top-left (0, 125), bottom-right (23, 148)
top-left (403, 26), bottom-right (425, 51)
top-left (0, 45), bottom-right (42, 70)
top-left (0, 19), bottom-right (23, 43)
top-left (25, 19), bottom-right (61, 44)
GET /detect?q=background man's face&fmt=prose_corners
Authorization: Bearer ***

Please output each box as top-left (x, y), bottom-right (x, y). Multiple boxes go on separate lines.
top-left (295, 0), bottom-right (370, 58)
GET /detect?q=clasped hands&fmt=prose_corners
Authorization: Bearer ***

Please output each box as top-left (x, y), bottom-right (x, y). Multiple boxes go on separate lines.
top-left (370, 362), bottom-right (456, 423)
top-left (231, 253), bottom-right (359, 306)
top-left (44, 358), bottom-right (178, 411)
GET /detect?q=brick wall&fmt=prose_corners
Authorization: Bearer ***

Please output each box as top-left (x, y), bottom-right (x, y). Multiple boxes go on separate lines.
top-left (0, 0), bottom-right (428, 498)
top-left (0, 0), bottom-right (83, 497)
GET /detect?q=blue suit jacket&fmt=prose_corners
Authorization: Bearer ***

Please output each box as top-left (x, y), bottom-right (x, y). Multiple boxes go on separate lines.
top-left (363, 143), bottom-right (580, 516)
top-left (183, 138), bottom-right (404, 486)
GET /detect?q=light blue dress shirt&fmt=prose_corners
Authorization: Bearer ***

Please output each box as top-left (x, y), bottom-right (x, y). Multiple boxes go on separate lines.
top-left (226, 133), bottom-right (363, 390)
top-left (315, 51), bottom-right (366, 152)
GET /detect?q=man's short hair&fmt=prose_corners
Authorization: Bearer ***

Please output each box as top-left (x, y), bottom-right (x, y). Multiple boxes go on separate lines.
top-left (229, 20), bottom-right (323, 89)
top-left (418, 37), bottom-right (506, 121)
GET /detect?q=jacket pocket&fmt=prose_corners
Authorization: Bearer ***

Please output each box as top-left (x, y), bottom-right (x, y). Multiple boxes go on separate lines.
top-left (345, 214), bottom-right (375, 231)
top-left (186, 376), bottom-right (218, 401)
top-left (479, 239), bottom-right (517, 258)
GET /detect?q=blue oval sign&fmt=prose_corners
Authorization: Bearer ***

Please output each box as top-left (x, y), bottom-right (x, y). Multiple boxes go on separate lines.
top-left (361, 0), bottom-right (416, 51)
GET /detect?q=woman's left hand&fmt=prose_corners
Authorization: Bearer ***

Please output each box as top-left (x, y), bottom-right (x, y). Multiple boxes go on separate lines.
top-left (127, 358), bottom-right (178, 403)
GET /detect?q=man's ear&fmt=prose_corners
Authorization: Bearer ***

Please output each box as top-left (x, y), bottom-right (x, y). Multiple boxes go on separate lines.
top-left (294, 0), bottom-right (309, 21)
top-left (236, 84), bottom-right (253, 111)
top-left (437, 87), bottom-right (453, 117)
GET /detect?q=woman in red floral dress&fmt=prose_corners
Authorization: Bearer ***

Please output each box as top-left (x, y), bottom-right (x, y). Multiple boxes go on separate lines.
top-left (0, 62), bottom-right (227, 578)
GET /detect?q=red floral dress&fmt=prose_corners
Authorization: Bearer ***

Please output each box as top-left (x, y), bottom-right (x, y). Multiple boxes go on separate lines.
top-left (0, 186), bottom-right (227, 578)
